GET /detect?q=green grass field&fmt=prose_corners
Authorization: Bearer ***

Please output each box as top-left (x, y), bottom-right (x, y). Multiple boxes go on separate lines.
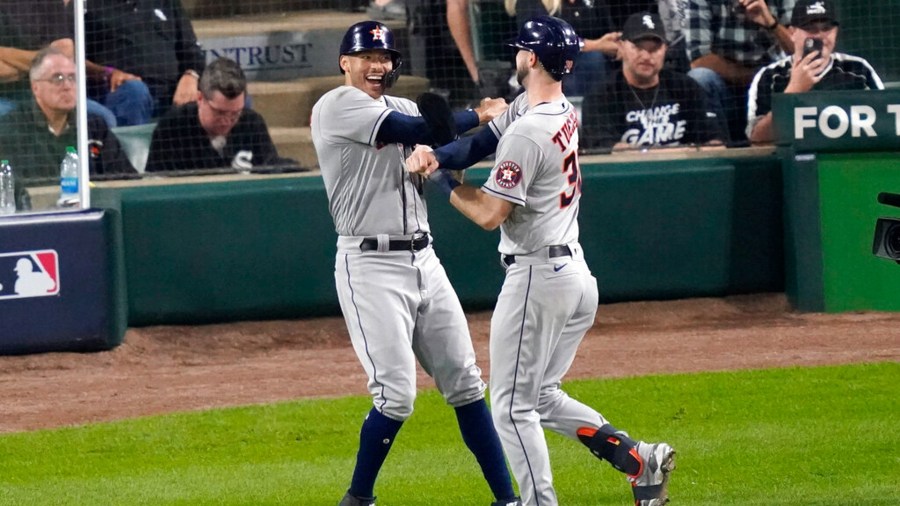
top-left (0, 362), bottom-right (897, 505)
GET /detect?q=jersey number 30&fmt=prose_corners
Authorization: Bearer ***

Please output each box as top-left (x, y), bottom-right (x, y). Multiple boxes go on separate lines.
top-left (559, 151), bottom-right (582, 208)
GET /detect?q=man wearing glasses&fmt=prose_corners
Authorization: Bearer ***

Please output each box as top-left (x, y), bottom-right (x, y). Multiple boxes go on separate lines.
top-left (145, 57), bottom-right (296, 174)
top-left (0, 47), bottom-right (136, 184)
top-left (746, 0), bottom-right (884, 144)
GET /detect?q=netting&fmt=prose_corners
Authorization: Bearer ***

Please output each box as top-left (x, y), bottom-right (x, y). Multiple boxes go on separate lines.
top-left (0, 0), bottom-right (895, 213)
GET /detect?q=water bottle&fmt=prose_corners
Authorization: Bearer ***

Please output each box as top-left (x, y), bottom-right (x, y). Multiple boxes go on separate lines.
top-left (0, 159), bottom-right (15, 215)
top-left (58, 146), bottom-right (80, 207)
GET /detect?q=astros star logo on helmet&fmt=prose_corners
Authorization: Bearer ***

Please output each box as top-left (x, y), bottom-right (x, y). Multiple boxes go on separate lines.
top-left (370, 26), bottom-right (385, 41)
top-left (495, 161), bottom-right (522, 189)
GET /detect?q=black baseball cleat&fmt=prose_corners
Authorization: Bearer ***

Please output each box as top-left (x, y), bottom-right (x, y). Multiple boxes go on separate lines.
top-left (339, 491), bottom-right (376, 506)
top-left (491, 498), bottom-right (523, 506)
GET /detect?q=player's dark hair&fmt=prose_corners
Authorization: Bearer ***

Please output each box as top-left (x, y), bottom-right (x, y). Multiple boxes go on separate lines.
top-left (199, 57), bottom-right (247, 100)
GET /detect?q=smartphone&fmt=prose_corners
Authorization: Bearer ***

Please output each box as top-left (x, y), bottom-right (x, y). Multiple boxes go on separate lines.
top-left (803, 38), bottom-right (824, 59)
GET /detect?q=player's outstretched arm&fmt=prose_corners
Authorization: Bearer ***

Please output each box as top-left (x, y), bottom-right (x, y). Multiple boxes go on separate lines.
top-left (424, 167), bottom-right (512, 230)
top-left (404, 125), bottom-right (501, 174)
top-left (472, 97), bottom-right (508, 125)
top-left (377, 108), bottom-right (485, 146)
top-left (434, 126), bottom-right (501, 170)
top-left (443, 175), bottom-right (513, 231)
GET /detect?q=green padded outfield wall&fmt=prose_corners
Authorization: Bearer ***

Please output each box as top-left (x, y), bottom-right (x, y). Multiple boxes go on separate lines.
top-left (93, 152), bottom-right (784, 326)
top-left (437, 155), bottom-right (784, 305)
top-left (818, 152), bottom-right (900, 311)
top-left (773, 91), bottom-right (900, 312)
top-left (92, 177), bottom-right (339, 325)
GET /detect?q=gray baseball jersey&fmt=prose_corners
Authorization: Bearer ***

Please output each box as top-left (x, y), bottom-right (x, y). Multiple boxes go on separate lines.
top-left (484, 98), bottom-right (606, 506)
top-left (488, 91), bottom-right (530, 140)
top-left (484, 99), bottom-right (582, 255)
top-left (313, 85), bottom-right (429, 236)
top-left (310, 85), bottom-right (485, 421)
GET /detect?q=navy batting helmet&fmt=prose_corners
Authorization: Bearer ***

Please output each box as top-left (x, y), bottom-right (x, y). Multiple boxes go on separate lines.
top-left (339, 21), bottom-right (403, 85)
top-left (509, 16), bottom-right (582, 81)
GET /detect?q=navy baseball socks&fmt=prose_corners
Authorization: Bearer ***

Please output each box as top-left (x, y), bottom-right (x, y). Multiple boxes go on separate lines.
top-left (344, 407), bottom-right (403, 503)
top-left (577, 424), bottom-right (676, 506)
top-left (455, 399), bottom-right (520, 504)
top-left (342, 403), bottom-right (521, 505)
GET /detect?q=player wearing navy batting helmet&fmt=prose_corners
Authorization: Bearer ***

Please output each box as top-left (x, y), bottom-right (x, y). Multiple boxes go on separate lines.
top-left (405, 15), bottom-right (676, 506)
top-left (311, 20), bottom-right (520, 506)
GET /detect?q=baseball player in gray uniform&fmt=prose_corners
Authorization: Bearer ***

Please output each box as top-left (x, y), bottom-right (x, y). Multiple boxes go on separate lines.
top-left (310, 20), bottom-right (521, 506)
top-left (405, 16), bottom-right (676, 506)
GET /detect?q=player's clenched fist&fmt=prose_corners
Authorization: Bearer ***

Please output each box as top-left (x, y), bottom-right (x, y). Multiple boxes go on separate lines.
top-left (405, 144), bottom-right (440, 175)
top-left (474, 97), bottom-right (509, 124)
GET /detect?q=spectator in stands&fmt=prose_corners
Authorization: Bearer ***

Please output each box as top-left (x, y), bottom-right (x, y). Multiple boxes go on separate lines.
top-left (685, 0), bottom-right (796, 145)
top-left (145, 57), bottom-right (296, 174)
top-left (506, 0), bottom-right (621, 97)
top-left (0, 0), bottom-right (123, 127)
top-left (83, 0), bottom-right (205, 127)
top-left (408, 0), bottom-right (489, 107)
top-left (0, 47), bottom-right (137, 183)
top-left (582, 12), bottom-right (723, 152)
top-left (746, 0), bottom-right (884, 144)
top-left (368, 0), bottom-right (406, 19)
top-left (658, 0), bottom-right (692, 72)
top-left (607, 0), bottom-right (659, 28)
top-left (446, 0), bottom-right (483, 96)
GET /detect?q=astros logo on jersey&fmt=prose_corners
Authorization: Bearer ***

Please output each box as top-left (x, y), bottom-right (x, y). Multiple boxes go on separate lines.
top-left (0, 250), bottom-right (60, 300)
top-left (495, 161), bottom-right (522, 189)
top-left (370, 26), bottom-right (385, 41)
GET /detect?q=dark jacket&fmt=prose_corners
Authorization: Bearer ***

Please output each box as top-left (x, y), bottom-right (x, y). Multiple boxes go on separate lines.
top-left (0, 102), bottom-right (137, 184)
top-left (146, 102), bottom-right (284, 173)
top-left (582, 69), bottom-right (722, 150)
top-left (84, 0), bottom-right (205, 107)
top-left (0, 0), bottom-right (74, 103)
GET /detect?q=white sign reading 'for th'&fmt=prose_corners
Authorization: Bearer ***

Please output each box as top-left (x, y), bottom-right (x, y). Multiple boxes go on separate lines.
top-left (794, 105), bottom-right (900, 139)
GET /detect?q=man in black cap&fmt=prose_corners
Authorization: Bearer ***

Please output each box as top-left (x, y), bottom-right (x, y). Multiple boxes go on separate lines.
top-left (581, 11), bottom-right (723, 152)
top-left (747, 0), bottom-right (884, 143)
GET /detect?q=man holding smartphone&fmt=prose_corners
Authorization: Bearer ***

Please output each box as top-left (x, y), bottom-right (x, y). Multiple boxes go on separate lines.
top-left (746, 0), bottom-right (884, 143)
top-left (685, 0), bottom-right (796, 145)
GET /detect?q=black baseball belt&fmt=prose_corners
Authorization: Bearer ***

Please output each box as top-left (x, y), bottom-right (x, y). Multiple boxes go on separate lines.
top-left (360, 233), bottom-right (431, 252)
top-left (502, 244), bottom-right (572, 266)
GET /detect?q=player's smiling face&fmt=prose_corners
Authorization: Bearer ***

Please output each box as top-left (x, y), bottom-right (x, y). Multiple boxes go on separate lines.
top-left (342, 49), bottom-right (394, 99)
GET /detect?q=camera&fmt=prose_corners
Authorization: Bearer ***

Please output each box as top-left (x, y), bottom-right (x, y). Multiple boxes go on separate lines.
top-left (872, 192), bottom-right (900, 263)
top-left (802, 38), bottom-right (824, 59)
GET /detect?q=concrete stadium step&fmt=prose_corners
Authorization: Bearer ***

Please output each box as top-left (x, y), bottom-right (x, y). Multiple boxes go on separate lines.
top-left (184, 1), bottom-right (365, 19)
top-left (268, 127), bottom-right (317, 170)
top-left (247, 75), bottom-right (432, 129)
top-left (192, 10), bottom-right (378, 37)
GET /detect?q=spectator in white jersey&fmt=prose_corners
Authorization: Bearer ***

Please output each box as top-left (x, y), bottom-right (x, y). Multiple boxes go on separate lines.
top-left (746, 0), bottom-right (884, 144)
top-left (582, 11), bottom-right (723, 152)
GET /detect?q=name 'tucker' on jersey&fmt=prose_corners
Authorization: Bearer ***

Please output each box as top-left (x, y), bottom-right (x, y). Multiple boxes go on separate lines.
top-left (483, 99), bottom-right (582, 256)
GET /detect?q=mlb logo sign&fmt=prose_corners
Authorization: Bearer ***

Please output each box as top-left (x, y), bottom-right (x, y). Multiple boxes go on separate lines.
top-left (0, 250), bottom-right (60, 300)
